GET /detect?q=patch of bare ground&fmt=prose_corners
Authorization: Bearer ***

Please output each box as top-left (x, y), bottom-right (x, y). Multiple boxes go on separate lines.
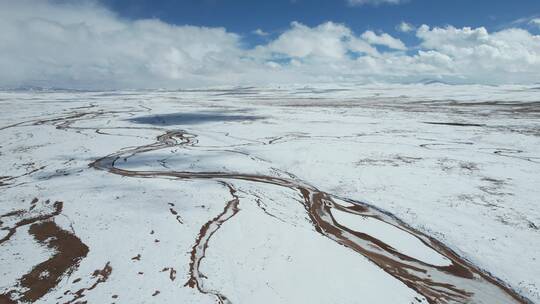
top-left (0, 199), bottom-right (89, 303)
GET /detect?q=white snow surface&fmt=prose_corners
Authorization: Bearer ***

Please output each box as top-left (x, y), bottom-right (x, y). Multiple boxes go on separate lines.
top-left (0, 84), bottom-right (539, 303)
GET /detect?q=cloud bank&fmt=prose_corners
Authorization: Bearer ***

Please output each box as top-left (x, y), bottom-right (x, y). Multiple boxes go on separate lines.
top-left (1, 0), bottom-right (540, 89)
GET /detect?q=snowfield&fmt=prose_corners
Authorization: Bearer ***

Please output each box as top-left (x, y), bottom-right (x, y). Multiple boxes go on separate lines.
top-left (0, 84), bottom-right (539, 304)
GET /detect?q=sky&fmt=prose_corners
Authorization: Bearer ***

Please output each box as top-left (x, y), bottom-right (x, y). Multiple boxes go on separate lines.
top-left (1, 0), bottom-right (540, 89)
top-left (100, 0), bottom-right (540, 45)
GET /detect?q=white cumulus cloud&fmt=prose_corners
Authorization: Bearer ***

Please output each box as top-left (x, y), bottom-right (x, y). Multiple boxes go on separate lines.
top-left (263, 22), bottom-right (353, 59)
top-left (0, 0), bottom-right (246, 88)
top-left (253, 28), bottom-right (269, 36)
top-left (361, 30), bottom-right (407, 50)
top-left (415, 25), bottom-right (540, 83)
top-left (396, 21), bottom-right (414, 33)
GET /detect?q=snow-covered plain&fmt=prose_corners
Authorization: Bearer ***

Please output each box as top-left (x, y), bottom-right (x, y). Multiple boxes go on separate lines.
top-left (0, 84), bottom-right (539, 303)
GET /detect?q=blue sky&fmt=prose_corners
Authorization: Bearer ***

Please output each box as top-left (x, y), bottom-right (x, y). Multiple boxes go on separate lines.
top-left (100, 0), bottom-right (540, 46)
top-left (1, 0), bottom-right (540, 88)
